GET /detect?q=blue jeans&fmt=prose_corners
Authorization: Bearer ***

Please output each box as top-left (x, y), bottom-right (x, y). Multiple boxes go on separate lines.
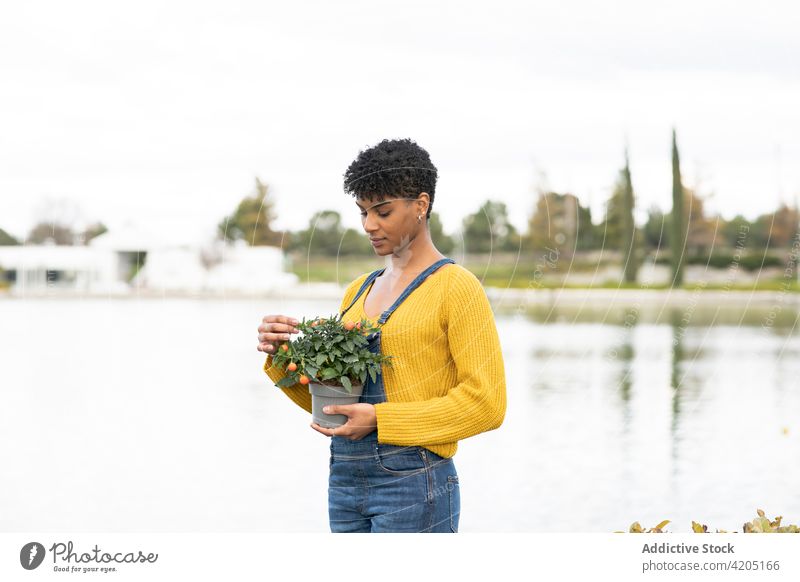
top-left (331, 258), bottom-right (460, 533)
top-left (328, 434), bottom-right (461, 532)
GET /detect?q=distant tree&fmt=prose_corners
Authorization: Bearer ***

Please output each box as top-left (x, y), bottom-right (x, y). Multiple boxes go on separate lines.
top-left (643, 206), bottom-right (668, 250)
top-left (644, 191), bottom-right (719, 257)
top-left (25, 195), bottom-right (86, 245)
top-left (749, 214), bottom-right (771, 249)
top-left (752, 204), bottom-right (800, 249)
top-left (597, 155), bottom-right (639, 281)
top-left (339, 227), bottom-right (374, 256)
top-left (27, 222), bottom-right (76, 245)
top-left (670, 128), bottom-right (688, 286)
top-left (0, 226), bottom-right (20, 245)
top-left (217, 177), bottom-right (285, 246)
top-left (720, 214), bottom-right (752, 249)
top-left (574, 202), bottom-right (595, 251)
top-left (429, 211), bottom-right (456, 254)
top-left (528, 191), bottom-right (592, 255)
top-left (684, 187), bottom-right (717, 255)
top-left (621, 149), bottom-right (638, 282)
top-left (79, 222), bottom-right (108, 245)
top-left (598, 179), bottom-right (625, 250)
top-left (291, 209), bottom-right (456, 257)
top-left (289, 210), bottom-right (373, 256)
top-left (292, 210), bottom-right (343, 256)
top-left (461, 200), bottom-right (519, 253)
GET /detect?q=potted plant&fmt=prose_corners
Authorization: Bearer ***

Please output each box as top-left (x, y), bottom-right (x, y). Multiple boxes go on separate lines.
top-left (270, 314), bottom-right (394, 428)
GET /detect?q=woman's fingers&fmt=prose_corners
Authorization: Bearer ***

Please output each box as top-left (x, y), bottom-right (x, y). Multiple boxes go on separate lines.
top-left (261, 315), bottom-right (300, 331)
top-left (257, 315), bottom-right (300, 352)
top-left (258, 321), bottom-right (300, 337)
top-left (310, 422), bottom-right (334, 437)
top-left (258, 331), bottom-right (293, 342)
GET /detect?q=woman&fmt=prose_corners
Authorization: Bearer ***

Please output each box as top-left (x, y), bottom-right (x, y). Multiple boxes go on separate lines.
top-left (256, 138), bottom-right (506, 532)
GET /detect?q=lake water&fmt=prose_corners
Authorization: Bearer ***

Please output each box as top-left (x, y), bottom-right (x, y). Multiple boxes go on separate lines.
top-left (1, 296), bottom-right (799, 532)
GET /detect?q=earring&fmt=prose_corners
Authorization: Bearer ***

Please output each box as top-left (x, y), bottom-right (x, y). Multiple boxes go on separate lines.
top-left (417, 215), bottom-right (422, 223)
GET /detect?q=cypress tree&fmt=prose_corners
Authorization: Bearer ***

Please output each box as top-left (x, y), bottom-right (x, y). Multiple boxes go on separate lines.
top-left (670, 128), bottom-right (686, 286)
top-left (622, 147), bottom-right (638, 283)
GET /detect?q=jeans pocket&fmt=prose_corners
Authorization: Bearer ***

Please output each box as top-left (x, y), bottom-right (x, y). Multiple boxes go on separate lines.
top-left (447, 475), bottom-right (460, 532)
top-left (375, 446), bottom-right (427, 476)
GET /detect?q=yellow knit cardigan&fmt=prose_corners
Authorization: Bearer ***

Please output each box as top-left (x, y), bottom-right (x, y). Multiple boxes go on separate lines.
top-left (262, 263), bottom-right (506, 458)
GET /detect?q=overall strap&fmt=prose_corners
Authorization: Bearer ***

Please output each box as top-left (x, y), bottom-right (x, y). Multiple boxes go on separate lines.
top-left (378, 257), bottom-right (455, 324)
top-left (339, 268), bottom-right (386, 318)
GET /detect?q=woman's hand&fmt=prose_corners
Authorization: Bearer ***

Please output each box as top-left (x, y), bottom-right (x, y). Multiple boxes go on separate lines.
top-left (257, 315), bottom-right (300, 354)
top-left (310, 404), bottom-right (377, 440)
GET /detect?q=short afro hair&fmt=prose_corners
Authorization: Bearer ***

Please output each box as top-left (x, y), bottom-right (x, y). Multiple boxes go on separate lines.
top-left (343, 138), bottom-right (438, 219)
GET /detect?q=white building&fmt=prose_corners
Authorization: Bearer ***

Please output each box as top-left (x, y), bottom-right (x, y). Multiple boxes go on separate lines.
top-left (201, 241), bottom-right (298, 293)
top-left (0, 223), bottom-right (298, 295)
top-left (134, 239), bottom-right (298, 293)
top-left (0, 242), bottom-right (126, 294)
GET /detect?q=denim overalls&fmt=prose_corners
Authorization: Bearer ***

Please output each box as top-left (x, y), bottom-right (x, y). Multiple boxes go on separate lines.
top-left (328, 257), bottom-right (460, 533)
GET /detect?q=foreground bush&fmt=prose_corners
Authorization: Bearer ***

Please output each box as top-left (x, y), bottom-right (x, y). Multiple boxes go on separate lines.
top-left (616, 509), bottom-right (800, 533)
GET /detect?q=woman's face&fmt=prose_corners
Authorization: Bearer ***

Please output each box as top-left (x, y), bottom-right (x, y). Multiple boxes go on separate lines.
top-left (356, 194), bottom-right (425, 255)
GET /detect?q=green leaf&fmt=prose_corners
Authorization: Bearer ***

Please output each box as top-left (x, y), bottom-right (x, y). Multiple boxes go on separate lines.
top-left (277, 376), bottom-right (297, 388)
top-left (322, 367), bottom-right (338, 380)
top-left (368, 367), bottom-right (376, 383)
top-left (340, 376), bottom-right (351, 392)
top-left (315, 353), bottom-right (327, 366)
top-left (345, 340), bottom-right (354, 351)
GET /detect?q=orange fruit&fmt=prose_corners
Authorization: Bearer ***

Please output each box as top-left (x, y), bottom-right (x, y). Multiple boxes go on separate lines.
top-left (287, 362), bottom-right (297, 372)
top-left (355, 322), bottom-right (362, 330)
top-left (344, 321), bottom-right (355, 331)
top-left (298, 375), bottom-right (309, 385)
top-left (281, 343), bottom-right (289, 352)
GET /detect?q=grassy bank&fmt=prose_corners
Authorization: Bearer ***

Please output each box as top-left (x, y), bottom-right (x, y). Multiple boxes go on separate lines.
top-left (287, 254), bottom-right (800, 292)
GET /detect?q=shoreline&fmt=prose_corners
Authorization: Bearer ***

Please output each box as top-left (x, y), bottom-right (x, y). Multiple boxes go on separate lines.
top-left (2, 284), bottom-right (798, 307)
top-left (485, 286), bottom-right (800, 307)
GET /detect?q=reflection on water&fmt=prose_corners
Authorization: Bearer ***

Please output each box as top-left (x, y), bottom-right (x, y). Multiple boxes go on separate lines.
top-left (506, 301), bottom-right (800, 330)
top-left (1, 298), bottom-right (798, 532)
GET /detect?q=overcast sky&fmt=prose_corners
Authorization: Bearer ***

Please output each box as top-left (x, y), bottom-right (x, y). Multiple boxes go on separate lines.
top-left (1, 0), bottom-right (799, 244)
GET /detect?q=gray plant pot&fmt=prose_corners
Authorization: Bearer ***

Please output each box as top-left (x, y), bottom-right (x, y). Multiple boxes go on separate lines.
top-left (309, 381), bottom-right (364, 428)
